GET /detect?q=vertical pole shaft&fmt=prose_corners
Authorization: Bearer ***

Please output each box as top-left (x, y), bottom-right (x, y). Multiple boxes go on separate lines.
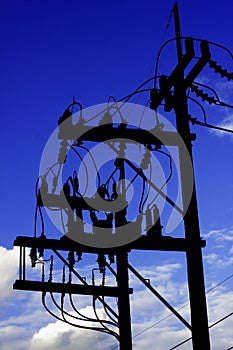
top-left (23, 247), bottom-right (26, 280)
top-left (116, 251), bottom-right (132, 350)
top-left (115, 157), bottom-right (132, 350)
top-left (19, 246), bottom-right (22, 280)
top-left (173, 3), bottom-right (211, 350)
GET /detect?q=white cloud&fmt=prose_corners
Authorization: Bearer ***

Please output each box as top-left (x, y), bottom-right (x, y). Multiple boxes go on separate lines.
top-left (0, 325), bottom-right (30, 350)
top-left (0, 246), bottom-right (19, 301)
top-left (210, 114), bottom-right (233, 138)
top-left (29, 306), bottom-right (116, 350)
top-left (1, 244), bottom-right (233, 350)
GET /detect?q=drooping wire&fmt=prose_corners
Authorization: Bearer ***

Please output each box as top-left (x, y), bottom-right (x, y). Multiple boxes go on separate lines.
top-left (187, 95), bottom-right (233, 134)
top-left (34, 176), bottom-right (45, 238)
top-left (61, 297), bottom-right (118, 338)
top-left (131, 271), bottom-right (233, 341)
top-left (153, 36), bottom-right (233, 91)
top-left (187, 95), bottom-right (207, 124)
top-left (192, 81), bottom-right (233, 108)
top-left (190, 118), bottom-right (233, 134)
top-left (69, 294), bottom-right (118, 327)
top-left (91, 267), bottom-right (119, 338)
top-left (92, 295), bottom-right (119, 339)
top-left (50, 291), bottom-right (118, 329)
top-left (76, 144), bottom-right (101, 188)
top-left (138, 177), bottom-right (146, 214)
top-left (138, 100), bottom-right (151, 128)
top-left (70, 146), bottom-right (89, 196)
top-left (169, 311), bottom-right (233, 350)
top-left (147, 149), bottom-right (173, 209)
top-left (44, 291), bottom-right (119, 338)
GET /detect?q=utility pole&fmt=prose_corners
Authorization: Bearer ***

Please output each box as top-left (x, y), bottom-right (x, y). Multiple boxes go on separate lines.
top-left (173, 3), bottom-right (211, 349)
top-left (115, 158), bottom-right (132, 350)
top-left (13, 4), bottom-right (220, 349)
top-left (116, 251), bottom-right (132, 350)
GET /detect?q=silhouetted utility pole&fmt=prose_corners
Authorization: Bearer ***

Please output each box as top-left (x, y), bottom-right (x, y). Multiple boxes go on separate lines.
top-left (116, 159), bottom-right (132, 350)
top-left (13, 3), bottom-right (215, 350)
top-left (173, 3), bottom-right (210, 349)
top-left (116, 251), bottom-right (132, 350)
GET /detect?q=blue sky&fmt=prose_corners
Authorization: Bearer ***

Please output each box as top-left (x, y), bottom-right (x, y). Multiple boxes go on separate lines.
top-left (0, 0), bottom-right (233, 349)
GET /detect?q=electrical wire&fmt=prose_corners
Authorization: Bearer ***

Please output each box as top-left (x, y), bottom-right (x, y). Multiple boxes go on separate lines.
top-left (44, 291), bottom-right (119, 338)
top-left (138, 177), bottom-right (146, 214)
top-left (169, 311), bottom-right (233, 350)
top-left (132, 271), bottom-right (233, 342)
top-left (187, 95), bottom-right (207, 124)
top-left (70, 146), bottom-right (89, 196)
top-left (102, 296), bottom-right (119, 326)
top-left (85, 78), bottom-right (159, 124)
top-left (92, 295), bottom-right (119, 339)
top-left (53, 249), bottom-right (119, 320)
top-left (34, 176), bottom-right (45, 238)
top-left (147, 148), bottom-right (173, 209)
top-left (187, 96), bottom-right (233, 134)
top-left (192, 81), bottom-right (233, 108)
top-left (138, 99), bottom-right (151, 128)
top-left (153, 36), bottom-right (233, 92)
top-left (76, 144), bottom-right (101, 188)
top-left (91, 267), bottom-right (119, 339)
top-left (61, 297), bottom-right (118, 338)
top-left (69, 294), bottom-right (118, 327)
top-left (190, 119), bottom-right (233, 134)
top-left (50, 291), bottom-right (117, 328)
top-left (141, 159), bottom-right (153, 211)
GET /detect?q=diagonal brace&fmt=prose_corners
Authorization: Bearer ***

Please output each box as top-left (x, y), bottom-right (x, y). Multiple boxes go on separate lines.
top-left (53, 249), bottom-right (118, 319)
top-left (128, 263), bottom-right (191, 330)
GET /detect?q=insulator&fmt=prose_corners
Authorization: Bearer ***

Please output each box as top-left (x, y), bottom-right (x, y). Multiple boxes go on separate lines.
top-left (68, 251), bottom-right (75, 268)
top-left (209, 60), bottom-right (217, 68)
top-left (111, 181), bottom-right (118, 200)
top-left (58, 109), bottom-right (72, 126)
top-left (140, 147), bottom-right (151, 170)
top-left (38, 247), bottom-right (44, 258)
top-left (190, 85), bottom-right (217, 105)
top-left (145, 207), bottom-right (153, 231)
top-left (58, 140), bottom-right (69, 164)
top-left (118, 141), bottom-right (127, 158)
top-left (72, 171), bottom-right (79, 194)
top-left (63, 182), bottom-right (70, 198)
top-left (37, 177), bottom-right (48, 206)
top-left (152, 204), bottom-right (162, 236)
top-left (200, 40), bottom-right (211, 60)
top-left (29, 248), bottom-right (37, 268)
top-left (209, 60), bottom-right (233, 80)
top-left (150, 88), bottom-right (160, 111)
top-left (159, 75), bottom-right (174, 112)
top-left (76, 251), bottom-right (82, 262)
top-left (49, 255), bottom-right (54, 282)
top-left (108, 254), bottom-right (115, 264)
top-left (97, 185), bottom-right (108, 199)
top-left (97, 254), bottom-right (106, 274)
top-left (40, 177), bottom-right (48, 194)
top-left (146, 205), bottom-right (163, 238)
top-left (99, 110), bottom-right (112, 125)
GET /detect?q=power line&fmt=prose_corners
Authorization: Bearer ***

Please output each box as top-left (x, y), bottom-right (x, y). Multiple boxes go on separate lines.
top-left (131, 272), bottom-right (233, 341)
top-left (190, 119), bottom-right (233, 134)
top-left (169, 311), bottom-right (233, 350)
